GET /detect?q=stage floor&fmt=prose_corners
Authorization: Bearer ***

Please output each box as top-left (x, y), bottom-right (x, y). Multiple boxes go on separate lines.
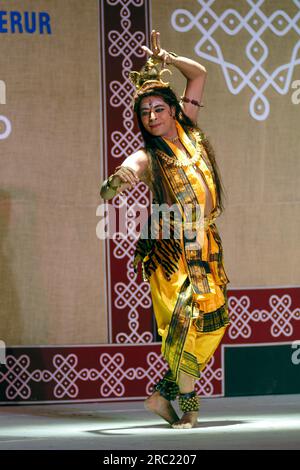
top-left (0, 394), bottom-right (299, 450)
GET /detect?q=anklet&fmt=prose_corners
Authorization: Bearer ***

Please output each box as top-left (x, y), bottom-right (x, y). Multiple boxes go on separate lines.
top-left (154, 377), bottom-right (179, 401)
top-left (179, 391), bottom-right (199, 412)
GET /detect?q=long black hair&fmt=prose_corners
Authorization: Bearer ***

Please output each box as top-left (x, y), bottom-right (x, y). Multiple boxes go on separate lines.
top-left (134, 86), bottom-right (226, 213)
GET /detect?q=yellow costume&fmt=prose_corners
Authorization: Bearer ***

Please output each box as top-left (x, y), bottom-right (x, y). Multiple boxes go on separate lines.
top-left (134, 120), bottom-right (230, 391)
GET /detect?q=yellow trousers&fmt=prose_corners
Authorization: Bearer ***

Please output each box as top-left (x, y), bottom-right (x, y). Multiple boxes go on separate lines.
top-left (150, 253), bottom-right (228, 379)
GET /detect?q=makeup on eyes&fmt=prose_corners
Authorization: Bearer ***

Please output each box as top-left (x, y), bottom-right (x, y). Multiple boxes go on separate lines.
top-left (140, 104), bottom-right (167, 117)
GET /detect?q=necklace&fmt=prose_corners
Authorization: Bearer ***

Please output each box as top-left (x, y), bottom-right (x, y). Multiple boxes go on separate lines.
top-left (168, 135), bottom-right (179, 143)
top-left (156, 150), bottom-right (201, 167)
top-left (156, 135), bottom-right (203, 168)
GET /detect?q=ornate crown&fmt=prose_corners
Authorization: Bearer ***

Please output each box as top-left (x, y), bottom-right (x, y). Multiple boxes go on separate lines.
top-left (129, 57), bottom-right (172, 99)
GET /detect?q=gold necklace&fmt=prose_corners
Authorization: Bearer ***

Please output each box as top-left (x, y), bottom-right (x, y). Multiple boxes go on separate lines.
top-left (156, 150), bottom-right (201, 167)
top-left (156, 135), bottom-right (202, 168)
top-left (168, 135), bottom-right (179, 143)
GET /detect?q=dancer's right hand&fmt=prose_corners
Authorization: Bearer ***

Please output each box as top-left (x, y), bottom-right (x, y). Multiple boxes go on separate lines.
top-left (111, 166), bottom-right (139, 190)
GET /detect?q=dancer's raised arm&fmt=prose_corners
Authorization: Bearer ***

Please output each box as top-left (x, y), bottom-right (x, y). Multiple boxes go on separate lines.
top-left (142, 29), bottom-right (207, 123)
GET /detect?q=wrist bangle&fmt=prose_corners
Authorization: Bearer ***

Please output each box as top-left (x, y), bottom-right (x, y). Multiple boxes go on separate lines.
top-left (106, 175), bottom-right (119, 191)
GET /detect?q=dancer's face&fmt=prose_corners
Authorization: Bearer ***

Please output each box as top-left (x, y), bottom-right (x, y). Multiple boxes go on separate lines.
top-left (139, 96), bottom-right (177, 139)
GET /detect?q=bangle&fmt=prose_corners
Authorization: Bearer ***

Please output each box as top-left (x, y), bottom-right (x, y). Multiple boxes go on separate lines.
top-left (180, 96), bottom-right (204, 108)
top-left (106, 174), bottom-right (119, 191)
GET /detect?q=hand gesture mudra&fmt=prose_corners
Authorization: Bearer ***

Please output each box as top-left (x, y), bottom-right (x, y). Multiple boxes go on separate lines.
top-left (142, 30), bottom-right (174, 67)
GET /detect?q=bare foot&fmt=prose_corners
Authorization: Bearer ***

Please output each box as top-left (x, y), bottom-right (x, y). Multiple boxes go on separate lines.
top-left (144, 391), bottom-right (179, 425)
top-left (171, 411), bottom-right (198, 429)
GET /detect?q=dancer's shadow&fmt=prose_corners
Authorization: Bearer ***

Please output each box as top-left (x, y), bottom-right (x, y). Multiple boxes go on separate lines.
top-left (0, 407), bottom-right (139, 425)
top-left (86, 420), bottom-right (245, 436)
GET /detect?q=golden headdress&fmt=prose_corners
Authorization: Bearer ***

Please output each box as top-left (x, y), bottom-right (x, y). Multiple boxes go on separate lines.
top-left (129, 57), bottom-right (172, 100)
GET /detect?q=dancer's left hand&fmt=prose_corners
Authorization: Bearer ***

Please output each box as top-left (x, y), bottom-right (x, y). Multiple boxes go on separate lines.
top-left (142, 30), bottom-right (171, 66)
